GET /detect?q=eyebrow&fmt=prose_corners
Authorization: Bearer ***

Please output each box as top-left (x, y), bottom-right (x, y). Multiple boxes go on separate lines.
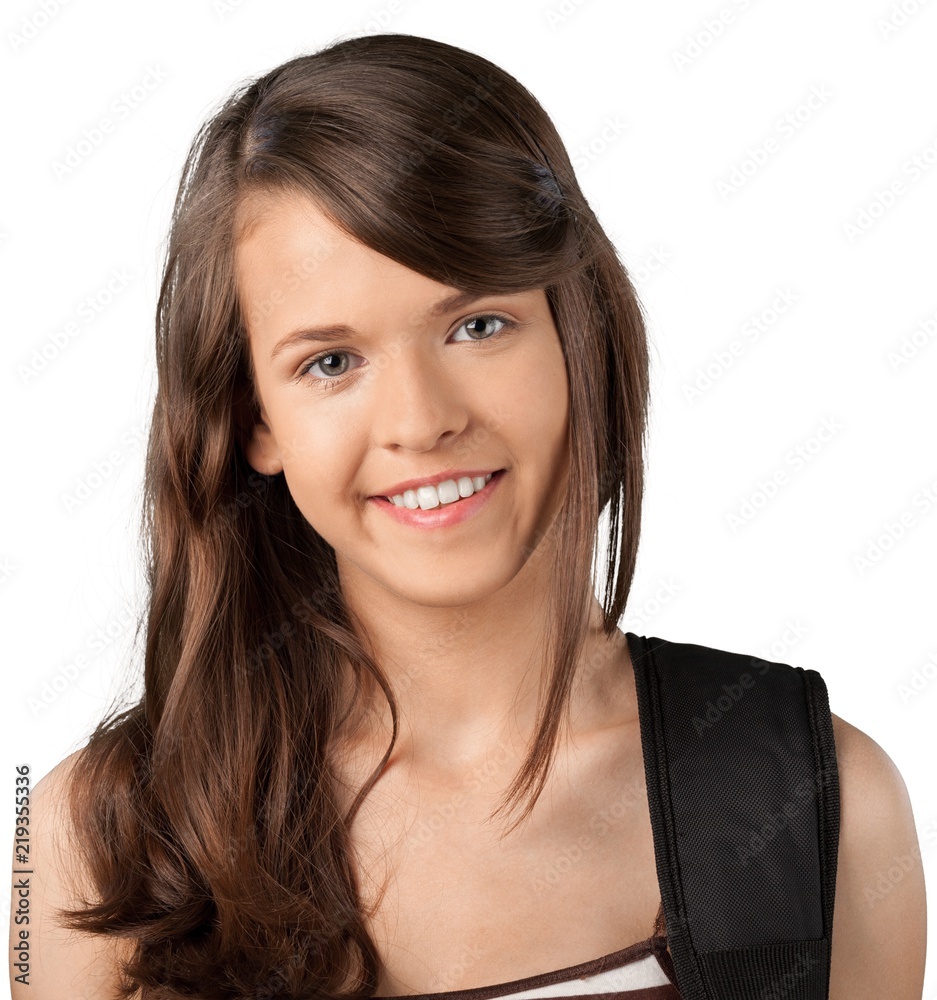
top-left (268, 289), bottom-right (489, 361)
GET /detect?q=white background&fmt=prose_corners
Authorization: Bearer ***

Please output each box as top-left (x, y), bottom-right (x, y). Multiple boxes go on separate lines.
top-left (2, 0), bottom-right (935, 991)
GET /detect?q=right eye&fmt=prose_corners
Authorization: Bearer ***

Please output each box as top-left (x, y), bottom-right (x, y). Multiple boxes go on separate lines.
top-left (296, 350), bottom-right (363, 386)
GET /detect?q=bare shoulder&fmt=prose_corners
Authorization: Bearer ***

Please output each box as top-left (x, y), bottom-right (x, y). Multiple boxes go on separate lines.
top-left (8, 749), bottom-right (136, 1000)
top-left (828, 712), bottom-right (927, 1000)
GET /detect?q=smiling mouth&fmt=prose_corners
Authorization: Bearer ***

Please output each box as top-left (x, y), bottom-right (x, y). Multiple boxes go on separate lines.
top-left (378, 471), bottom-right (504, 509)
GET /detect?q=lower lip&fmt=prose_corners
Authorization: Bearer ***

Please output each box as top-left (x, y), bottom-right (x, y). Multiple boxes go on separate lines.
top-left (369, 470), bottom-right (506, 530)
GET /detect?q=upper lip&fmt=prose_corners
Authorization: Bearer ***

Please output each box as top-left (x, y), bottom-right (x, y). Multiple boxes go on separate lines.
top-left (372, 468), bottom-right (503, 499)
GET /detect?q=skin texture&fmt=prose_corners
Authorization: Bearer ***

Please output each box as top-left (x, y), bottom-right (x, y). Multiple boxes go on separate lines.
top-left (9, 188), bottom-right (926, 997)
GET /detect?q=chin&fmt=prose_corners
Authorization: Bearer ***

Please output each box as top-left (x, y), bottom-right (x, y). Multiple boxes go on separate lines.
top-left (374, 557), bottom-right (522, 608)
top-left (393, 578), bottom-right (506, 609)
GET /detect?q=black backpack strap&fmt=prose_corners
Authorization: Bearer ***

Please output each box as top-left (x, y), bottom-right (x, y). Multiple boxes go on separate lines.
top-left (626, 632), bottom-right (840, 1000)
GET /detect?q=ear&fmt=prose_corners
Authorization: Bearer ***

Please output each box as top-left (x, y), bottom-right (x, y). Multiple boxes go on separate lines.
top-left (244, 417), bottom-right (283, 477)
top-left (233, 377), bottom-right (283, 476)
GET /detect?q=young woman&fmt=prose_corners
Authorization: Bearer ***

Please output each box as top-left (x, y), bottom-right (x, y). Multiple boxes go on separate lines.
top-left (10, 33), bottom-right (925, 1000)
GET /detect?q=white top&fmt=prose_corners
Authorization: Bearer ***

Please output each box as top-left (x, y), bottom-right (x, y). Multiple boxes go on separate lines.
top-left (374, 934), bottom-right (681, 999)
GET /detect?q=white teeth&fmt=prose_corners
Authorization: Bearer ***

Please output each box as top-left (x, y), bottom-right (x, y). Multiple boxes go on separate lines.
top-left (417, 483), bottom-right (440, 510)
top-left (387, 472), bottom-right (494, 509)
top-left (436, 479), bottom-right (460, 505)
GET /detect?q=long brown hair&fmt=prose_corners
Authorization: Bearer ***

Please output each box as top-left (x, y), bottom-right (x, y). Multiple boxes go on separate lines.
top-left (59, 32), bottom-right (650, 998)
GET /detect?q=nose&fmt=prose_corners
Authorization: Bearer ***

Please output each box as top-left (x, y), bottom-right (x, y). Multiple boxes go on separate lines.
top-left (368, 340), bottom-right (469, 452)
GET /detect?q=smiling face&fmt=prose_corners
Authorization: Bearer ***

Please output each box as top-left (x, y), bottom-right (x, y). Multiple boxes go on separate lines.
top-left (235, 188), bottom-right (571, 609)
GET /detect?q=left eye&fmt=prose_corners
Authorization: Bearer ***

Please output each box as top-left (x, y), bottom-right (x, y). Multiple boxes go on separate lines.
top-left (451, 314), bottom-right (511, 342)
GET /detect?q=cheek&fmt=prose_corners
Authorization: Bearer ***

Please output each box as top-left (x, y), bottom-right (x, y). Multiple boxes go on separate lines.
top-left (274, 407), bottom-right (364, 521)
top-left (501, 339), bottom-right (569, 471)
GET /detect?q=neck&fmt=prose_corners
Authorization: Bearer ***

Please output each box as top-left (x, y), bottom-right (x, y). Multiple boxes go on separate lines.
top-left (331, 550), bottom-right (636, 778)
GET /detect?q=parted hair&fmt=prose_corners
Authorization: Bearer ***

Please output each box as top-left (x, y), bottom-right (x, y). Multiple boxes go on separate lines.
top-left (59, 32), bottom-right (650, 999)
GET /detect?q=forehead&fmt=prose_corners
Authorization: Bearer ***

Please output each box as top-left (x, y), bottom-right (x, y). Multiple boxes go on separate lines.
top-left (234, 190), bottom-right (481, 347)
top-left (235, 189), bottom-right (349, 277)
top-left (236, 188), bottom-right (413, 315)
